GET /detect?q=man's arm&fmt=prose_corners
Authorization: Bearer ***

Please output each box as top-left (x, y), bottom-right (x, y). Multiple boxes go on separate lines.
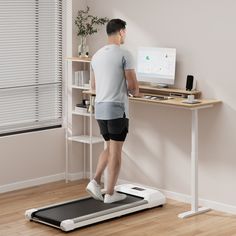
top-left (125, 69), bottom-right (142, 97)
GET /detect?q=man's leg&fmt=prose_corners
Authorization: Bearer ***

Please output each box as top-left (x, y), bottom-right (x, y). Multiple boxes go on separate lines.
top-left (94, 141), bottom-right (110, 185)
top-left (86, 140), bottom-right (110, 201)
top-left (106, 140), bottom-right (124, 195)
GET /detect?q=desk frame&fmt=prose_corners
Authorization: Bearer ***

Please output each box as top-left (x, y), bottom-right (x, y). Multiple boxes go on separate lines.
top-left (129, 99), bottom-right (218, 218)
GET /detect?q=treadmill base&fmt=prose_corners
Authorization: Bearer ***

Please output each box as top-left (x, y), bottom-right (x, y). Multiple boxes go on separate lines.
top-left (25, 183), bottom-right (166, 232)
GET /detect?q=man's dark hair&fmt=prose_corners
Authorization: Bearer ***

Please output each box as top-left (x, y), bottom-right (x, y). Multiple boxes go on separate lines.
top-left (106, 19), bottom-right (126, 36)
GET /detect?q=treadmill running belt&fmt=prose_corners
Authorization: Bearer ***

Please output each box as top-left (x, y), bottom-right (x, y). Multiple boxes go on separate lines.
top-left (32, 194), bottom-right (144, 227)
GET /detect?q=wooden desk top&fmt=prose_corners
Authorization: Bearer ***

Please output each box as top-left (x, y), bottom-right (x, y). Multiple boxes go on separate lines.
top-left (129, 97), bottom-right (221, 109)
top-left (83, 90), bottom-right (221, 110)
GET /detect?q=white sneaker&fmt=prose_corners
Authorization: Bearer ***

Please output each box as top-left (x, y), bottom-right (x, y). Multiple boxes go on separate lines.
top-left (104, 191), bottom-right (127, 203)
top-left (86, 179), bottom-right (103, 201)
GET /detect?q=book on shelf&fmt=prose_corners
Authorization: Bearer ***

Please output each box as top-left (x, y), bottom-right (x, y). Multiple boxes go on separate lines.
top-left (75, 103), bottom-right (88, 113)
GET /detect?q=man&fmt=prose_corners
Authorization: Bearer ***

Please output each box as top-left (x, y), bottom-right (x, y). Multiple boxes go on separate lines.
top-left (86, 19), bottom-right (141, 203)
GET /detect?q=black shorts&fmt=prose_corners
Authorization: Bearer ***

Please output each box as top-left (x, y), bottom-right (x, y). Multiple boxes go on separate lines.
top-left (97, 114), bottom-right (129, 142)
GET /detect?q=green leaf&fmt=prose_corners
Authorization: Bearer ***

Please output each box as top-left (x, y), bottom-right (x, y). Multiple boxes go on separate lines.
top-left (74, 6), bottom-right (109, 36)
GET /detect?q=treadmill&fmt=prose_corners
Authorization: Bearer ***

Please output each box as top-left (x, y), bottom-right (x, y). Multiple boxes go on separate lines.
top-left (25, 184), bottom-right (166, 232)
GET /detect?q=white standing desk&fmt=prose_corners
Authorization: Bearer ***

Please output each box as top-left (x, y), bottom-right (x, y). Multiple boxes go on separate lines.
top-left (84, 90), bottom-right (221, 218)
top-left (129, 96), bottom-right (221, 218)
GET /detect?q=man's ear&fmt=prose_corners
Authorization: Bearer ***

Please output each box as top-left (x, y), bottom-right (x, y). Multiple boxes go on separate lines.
top-left (119, 29), bottom-right (125, 36)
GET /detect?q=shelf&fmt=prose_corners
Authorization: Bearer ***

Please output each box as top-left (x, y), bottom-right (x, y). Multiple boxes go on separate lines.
top-left (66, 57), bottom-right (91, 63)
top-left (68, 135), bottom-right (103, 144)
top-left (72, 85), bottom-right (90, 90)
top-left (72, 110), bottom-right (94, 117)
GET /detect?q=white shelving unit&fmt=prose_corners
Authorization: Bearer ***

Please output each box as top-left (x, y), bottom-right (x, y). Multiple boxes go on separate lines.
top-left (65, 57), bottom-right (103, 182)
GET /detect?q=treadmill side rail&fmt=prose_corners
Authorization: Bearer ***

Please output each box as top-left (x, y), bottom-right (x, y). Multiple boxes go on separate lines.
top-left (67, 202), bottom-right (151, 231)
top-left (60, 219), bottom-right (75, 231)
top-left (25, 208), bottom-right (38, 220)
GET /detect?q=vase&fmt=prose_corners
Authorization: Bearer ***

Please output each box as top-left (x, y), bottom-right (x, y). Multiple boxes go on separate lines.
top-left (78, 36), bottom-right (89, 57)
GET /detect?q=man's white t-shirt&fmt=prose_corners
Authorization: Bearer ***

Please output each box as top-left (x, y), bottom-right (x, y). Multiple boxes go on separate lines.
top-left (91, 44), bottom-right (135, 120)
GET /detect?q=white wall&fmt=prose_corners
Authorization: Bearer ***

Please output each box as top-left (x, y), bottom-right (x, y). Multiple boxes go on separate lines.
top-left (0, 128), bottom-right (65, 191)
top-left (84, 0), bottom-right (236, 209)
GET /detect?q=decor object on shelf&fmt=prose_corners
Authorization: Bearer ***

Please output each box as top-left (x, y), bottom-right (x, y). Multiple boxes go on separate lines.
top-left (87, 96), bottom-right (95, 114)
top-left (75, 6), bottom-right (109, 57)
top-left (74, 70), bottom-right (89, 87)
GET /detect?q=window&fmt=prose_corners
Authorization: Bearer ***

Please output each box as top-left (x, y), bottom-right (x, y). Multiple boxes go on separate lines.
top-left (0, 0), bottom-right (62, 136)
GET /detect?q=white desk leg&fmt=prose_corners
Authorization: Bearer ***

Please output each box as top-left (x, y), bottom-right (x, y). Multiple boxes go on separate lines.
top-left (178, 109), bottom-right (210, 218)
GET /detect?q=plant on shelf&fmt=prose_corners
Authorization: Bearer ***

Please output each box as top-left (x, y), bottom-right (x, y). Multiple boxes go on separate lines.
top-left (75, 6), bottom-right (109, 57)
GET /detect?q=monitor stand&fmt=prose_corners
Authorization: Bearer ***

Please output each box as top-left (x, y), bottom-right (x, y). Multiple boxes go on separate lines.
top-left (150, 83), bottom-right (168, 88)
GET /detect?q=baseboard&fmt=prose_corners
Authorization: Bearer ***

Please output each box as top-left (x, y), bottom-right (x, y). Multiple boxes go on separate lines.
top-left (67, 172), bottom-right (85, 181)
top-left (197, 197), bottom-right (236, 216)
top-left (0, 171), bottom-right (88, 193)
top-left (117, 178), bottom-right (236, 215)
top-left (0, 173), bottom-right (65, 193)
top-left (163, 189), bottom-right (236, 215)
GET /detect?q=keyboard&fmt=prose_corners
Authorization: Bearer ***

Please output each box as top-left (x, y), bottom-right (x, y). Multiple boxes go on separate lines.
top-left (144, 95), bottom-right (173, 100)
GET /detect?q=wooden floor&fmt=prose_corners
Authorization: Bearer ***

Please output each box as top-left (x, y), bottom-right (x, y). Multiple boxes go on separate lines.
top-left (0, 180), bottom-right (236, 236)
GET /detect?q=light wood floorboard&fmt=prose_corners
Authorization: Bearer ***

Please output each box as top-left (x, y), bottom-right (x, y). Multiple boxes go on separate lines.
top-left (0, 180), bottom-right (236, 236)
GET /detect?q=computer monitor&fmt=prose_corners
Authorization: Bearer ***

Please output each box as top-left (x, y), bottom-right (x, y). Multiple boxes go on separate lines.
top-left (137, 47), bottom-right (176, 87)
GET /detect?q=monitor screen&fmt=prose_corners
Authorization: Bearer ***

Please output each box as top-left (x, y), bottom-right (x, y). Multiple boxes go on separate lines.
top-left (137, 47), bottom-right (176, 86)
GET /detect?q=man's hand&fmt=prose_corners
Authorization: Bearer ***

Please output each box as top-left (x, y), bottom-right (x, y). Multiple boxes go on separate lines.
top-left (137, 92), bottom-right (144, 98)
top-left (133, 93), bottom-right (144, 98)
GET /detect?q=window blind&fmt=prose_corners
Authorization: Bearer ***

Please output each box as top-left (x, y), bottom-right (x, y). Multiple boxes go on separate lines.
top-left (0, 0), bottom-right (62, 136)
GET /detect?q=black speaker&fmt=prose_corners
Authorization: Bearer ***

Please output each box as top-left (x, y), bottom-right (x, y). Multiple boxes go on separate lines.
top-left (186, 75), bottom-right (195, 91)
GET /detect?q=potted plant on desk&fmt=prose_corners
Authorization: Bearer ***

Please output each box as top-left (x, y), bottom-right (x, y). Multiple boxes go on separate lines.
top-left (75, 6), bottom-right (109, 57)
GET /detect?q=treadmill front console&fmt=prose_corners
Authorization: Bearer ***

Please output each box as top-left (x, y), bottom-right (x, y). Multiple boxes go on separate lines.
top-left (132, 187), bottom-right (146, 191)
